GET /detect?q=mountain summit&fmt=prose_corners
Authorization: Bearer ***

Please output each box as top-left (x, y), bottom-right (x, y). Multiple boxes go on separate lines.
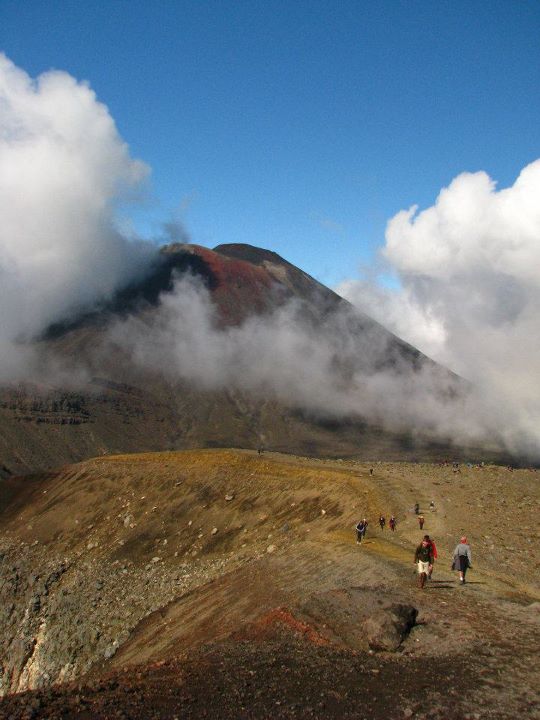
top-left (0, 243), bottom-right (497, 476)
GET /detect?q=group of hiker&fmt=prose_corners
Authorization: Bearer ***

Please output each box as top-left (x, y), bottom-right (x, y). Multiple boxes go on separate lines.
top-left (355, 504), bottom-right (472, 588)
top-left (355, 513), bottom-right (397, 542)
top-left (414, 534), bottom-right (472, 588)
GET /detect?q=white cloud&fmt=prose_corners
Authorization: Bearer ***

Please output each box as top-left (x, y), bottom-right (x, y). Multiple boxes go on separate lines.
top-left (109, 273), bottom-right (480, 448)
top-left (0, 54), bottom-right (154, 379)
top-left (339, 159), bottom-right (540, 459)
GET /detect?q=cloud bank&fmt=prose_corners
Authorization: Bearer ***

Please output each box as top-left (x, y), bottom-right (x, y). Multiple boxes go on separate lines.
top-left (338, 160), bottom-right (540, 459)
top-left (0, 54), bottom-right (154, 380)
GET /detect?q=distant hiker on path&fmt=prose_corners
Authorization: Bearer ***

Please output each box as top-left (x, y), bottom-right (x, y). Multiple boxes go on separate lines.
top-left (389, 515), bottom-right (396, 532)
top-left (418, 514), bottom-right (425, 530)
top-left (414, 537), bottom-right (434, 589)
top-left (414, 502), bottom-right (420, 515)
top-left (355, 518), bottom-right (368, 544)
top-left (452, 536), bottom-right (472, 584)
top-left (369, 467), bottom-right (374, 476)
top-left (429, 500), bottom-right (435, 512)
top-left (423, 534), bottom-right (437, 580)
top-left (379, 515), bottom-right (386, 530)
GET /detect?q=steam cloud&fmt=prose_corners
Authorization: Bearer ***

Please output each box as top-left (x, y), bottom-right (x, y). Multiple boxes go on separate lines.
top-left (338, 161), bottom-right (540, 459)
top-left (0, 54), bottom-right (154, 380)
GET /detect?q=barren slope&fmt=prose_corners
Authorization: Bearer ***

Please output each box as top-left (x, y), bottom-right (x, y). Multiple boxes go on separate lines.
top-left (0, 451), bottom-right (539, 719)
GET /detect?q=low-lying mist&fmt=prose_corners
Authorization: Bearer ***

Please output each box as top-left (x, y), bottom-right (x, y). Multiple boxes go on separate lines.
top-left (106, 273), bottom-right (515, 457)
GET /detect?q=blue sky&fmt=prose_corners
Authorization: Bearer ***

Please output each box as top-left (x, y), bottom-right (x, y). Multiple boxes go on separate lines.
top-left (2, 0), bottom-right (539, 287)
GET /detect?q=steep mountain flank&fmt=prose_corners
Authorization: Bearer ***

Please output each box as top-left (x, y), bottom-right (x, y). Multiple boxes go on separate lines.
top-left (0, 243), bottom-right (489, 476)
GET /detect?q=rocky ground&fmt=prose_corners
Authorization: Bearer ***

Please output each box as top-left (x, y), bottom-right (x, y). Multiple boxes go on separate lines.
top-left (0, 450), bottom-right (539, 718)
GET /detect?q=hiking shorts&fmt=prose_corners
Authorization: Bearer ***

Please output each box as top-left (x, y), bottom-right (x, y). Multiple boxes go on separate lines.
top-left (417, 560), bottom-right (430, 575)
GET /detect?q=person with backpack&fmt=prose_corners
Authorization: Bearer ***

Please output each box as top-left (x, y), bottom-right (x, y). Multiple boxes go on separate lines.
top-left (355, 518), bottom-right (368, 544)
top-left (414, 537), bottom-right (434, 589)
top-left (418, 514), bottom-right (425, 530)
top-left (452, 536), bottom-right (472, 584)
top-left (389, 515), bottom-right (396, 532)
top-left (379, 514), bottom-right (386, 530)
top-left (423, 534), bottom-right (437, 580)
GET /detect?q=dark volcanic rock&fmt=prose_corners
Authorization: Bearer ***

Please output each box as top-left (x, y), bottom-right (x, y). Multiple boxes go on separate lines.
top-left (363, 604), bottom-right (418, 652)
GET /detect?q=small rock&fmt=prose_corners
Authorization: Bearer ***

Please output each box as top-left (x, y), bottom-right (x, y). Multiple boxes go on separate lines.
top-left (104, 641), bottom-right (119, 660)
top-left (151, 557), bottom-right (161, 564)
top-left (267, 545), bottom-right (276, 554)
top-left (30, 595), bottom-right (41, 613)
top-left (403, 709), bottom-right (414, 719)
top-left (211, 528), bottom-right (218, 535)
top-left (225, 494), bottom-right (234, 502)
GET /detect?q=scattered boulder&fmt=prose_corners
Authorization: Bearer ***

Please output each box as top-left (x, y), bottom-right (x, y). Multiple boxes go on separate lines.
top-left (363, 604), bottom-right (417, 652)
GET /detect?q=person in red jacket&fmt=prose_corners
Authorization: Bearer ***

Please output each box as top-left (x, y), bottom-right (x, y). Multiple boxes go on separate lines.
top-left (423, 534), bottom-right (437, 580)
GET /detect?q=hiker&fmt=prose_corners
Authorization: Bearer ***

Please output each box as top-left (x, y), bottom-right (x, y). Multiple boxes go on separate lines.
top-left (378, 515), bottom-right (386, 530)
top-left (452, 536), bottom-right (472, 584)
top-left (389, 515), bottom-right (396, 532)
top-left (414, 502), bottom-right (420, 515)
top-left (355, 518), bottom-right (368, 543)
top-left (414, 537), bottom-right (434, 589)
top-left (418, 514), bottom-right (425, 530)
top-left (369, 467), bottom-right (374, 476)
top-left (423, 534), bottom-right (438, 580)
top-left (429, 500), bottom-right (435, 512)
